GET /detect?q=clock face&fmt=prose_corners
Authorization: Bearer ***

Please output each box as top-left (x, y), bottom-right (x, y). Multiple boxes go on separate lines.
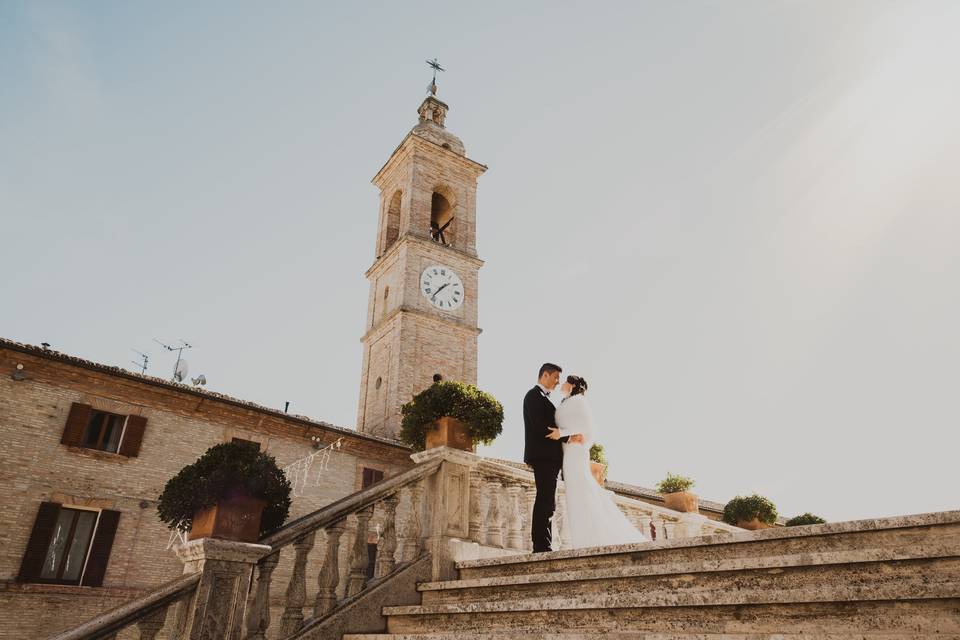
top-left (420, 265), bottom-right (464, 311)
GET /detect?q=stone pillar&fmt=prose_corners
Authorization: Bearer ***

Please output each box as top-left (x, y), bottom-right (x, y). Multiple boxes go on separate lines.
top-left (175, 538), bottom-right (271, 640)
top-left (678, 512), bottom-right (709, 538)
top-left (484, 481), bottom-right (503, 548)
top-left (411, 446), bottom-right (480, 581)
top-left (505, 484), bottom-right (524, 550)
top-left (523, 487), bottom-right (537, 551)
top-left (467, 472), bottom-right (485, 543)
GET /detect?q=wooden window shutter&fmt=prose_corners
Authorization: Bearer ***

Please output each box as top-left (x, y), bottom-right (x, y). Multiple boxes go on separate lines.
top-left (82, 510), bottom-right (120, 587)
top-left (17, 502), bottom-right (61, 582)
top-left (61, 403), bottom-right (92, 447)
top-left (362, 468), bottom-right (384, 489)
top-left (118, 415), bottom-right (147, 457)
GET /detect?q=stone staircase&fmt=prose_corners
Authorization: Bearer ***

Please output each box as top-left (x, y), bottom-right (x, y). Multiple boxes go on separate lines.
top-left (344, 510), bottom-right (960, 639)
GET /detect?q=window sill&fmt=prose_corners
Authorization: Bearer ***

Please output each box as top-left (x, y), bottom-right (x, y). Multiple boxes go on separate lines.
top-left (64, 445), bottom-right (131, 462)
top-left (0, 580), bottom-right (145, 598)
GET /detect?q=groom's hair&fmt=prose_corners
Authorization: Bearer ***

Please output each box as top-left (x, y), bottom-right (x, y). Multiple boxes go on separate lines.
top-left (538, 363), bottom-right (562, 378)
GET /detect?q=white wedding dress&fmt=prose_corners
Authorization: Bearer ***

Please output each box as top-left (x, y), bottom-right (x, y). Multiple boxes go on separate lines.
top-left (555, 394), bottom-right (647, 549)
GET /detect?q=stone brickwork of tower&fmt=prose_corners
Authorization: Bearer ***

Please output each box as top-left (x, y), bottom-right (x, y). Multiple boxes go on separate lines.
top-left (356, 93), bottom-right (487, 440)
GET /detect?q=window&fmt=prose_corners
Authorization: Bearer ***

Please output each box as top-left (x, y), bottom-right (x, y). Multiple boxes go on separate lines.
top-left (362, 467), bottom-right (384, 489)
top-left (231, 437), bottom-right (261, 451)
top-left (82, 411), bottom-right (126, 453)
top-left (61, 403), bottom-right (147, 457)
top-left (18, 502), bottom-right (120, 586)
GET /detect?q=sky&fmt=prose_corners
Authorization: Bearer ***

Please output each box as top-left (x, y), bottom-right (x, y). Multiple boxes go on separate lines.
top-left (2, 1), bottom-right (958, 523)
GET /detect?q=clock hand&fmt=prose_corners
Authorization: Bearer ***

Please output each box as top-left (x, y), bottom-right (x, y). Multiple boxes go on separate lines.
top-left (431, 283), bottom-right (450, 300)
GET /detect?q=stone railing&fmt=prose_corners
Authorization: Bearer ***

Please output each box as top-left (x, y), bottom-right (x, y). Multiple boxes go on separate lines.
top-left (47, 447), bottom-right (739, 640)
top-left (48, 572), bottom-right (200, 640)
top-left (244, 455), bottom-right (444, 639)
top-left (48, 456), bottom-right (445, 640)
top-left (465, 456), bottom-right (740, 555)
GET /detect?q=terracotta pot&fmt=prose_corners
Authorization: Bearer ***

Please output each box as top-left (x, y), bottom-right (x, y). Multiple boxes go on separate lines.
top-left (189, 492), bottom-right (267, 543)
top-left (736, 517), bottom-right (773, 531)
top-left (425, 416), bottom-right (474, 452)
top-left (663, 491), bottom-right (699, 513)
top-left (589, 462), bottom-right (607, 486)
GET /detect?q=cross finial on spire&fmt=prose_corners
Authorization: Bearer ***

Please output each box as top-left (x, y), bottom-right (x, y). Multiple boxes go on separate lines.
top-left (426, 58), bottom-right (444, 96)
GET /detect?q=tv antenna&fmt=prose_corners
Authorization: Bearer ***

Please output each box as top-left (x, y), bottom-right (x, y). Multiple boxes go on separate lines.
top-left (130, 349), bottom-right (149, 374)
top-left (153, 338), bottom-right (192, 382)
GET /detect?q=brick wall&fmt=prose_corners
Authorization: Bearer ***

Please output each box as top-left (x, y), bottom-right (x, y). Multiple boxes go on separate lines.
top-left (0, 342), bottom-right (413, 639)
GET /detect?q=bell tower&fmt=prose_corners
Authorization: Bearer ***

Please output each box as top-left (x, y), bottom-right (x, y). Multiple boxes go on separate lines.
top-left (356, 84), bottom-right (487, 440)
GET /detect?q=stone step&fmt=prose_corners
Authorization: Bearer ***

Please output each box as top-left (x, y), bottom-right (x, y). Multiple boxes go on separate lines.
top-left (419, 552), bottom-right (959, 606)
top-left (379, 598), bottom-right (960, 635)
top-left (455, 512), bottom-right (960, 580)
top-left (345, 634), bottom-right (960, 640)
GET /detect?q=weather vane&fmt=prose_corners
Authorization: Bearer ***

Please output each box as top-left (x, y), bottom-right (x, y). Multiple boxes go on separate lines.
top-left (426, 58), bottom-right (444, 96)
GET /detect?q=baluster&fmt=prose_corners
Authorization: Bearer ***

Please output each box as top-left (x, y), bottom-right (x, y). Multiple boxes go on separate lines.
top-left (278, 530), bottom-right (317, 635)
top-left (402, 480), bottom-right (424, 561)
top-left (313, 520), bottom-right (346, 617)
top-left (664, 521), bottom-right (676, 539)
top-left (484, 480), bottom-right (503, 548)
top-left (506, 484), bottom-right (524, 549)
top-left (347, 504), bottom-right (375, 597)
top-left (245, 551), bottom-right (280, 640)
top-left (136, 602), bottom-right (168, 640)
top-left (468, 472), bottom-right (484, 543)
top-left (523, 486), bottom-right (537, 551)
top-left (375, 493), bottom-right (400, 578)
top-left (639, 514), bottom-right (653, 540)
top-left (651, 516), bottom-right (664, 541)
top-left (555, 496), bottom-right (570, 550)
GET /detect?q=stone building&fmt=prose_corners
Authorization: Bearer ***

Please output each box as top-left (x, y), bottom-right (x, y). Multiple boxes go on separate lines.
top-left (0, 338), bottom-right (413, 639)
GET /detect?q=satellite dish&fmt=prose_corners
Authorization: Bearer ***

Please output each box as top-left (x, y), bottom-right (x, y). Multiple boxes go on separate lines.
top-left (173, 359), bottom-right (189, 382)
top-left (191, 374), bottom-right (207, 386)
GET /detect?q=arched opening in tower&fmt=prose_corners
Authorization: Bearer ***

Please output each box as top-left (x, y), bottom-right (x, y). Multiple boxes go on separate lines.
top-left (384, 190), bottom-right (401, 251)
top-left (430, 192), bottom-right (454, 246)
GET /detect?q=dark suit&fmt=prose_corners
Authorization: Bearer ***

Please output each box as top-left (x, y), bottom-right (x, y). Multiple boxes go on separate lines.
top-left (523, 385), bottom-right (568, 552)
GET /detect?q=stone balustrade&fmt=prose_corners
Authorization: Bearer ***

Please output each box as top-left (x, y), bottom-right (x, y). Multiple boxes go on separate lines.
top-left (48, 447), bottom-right (740, 640)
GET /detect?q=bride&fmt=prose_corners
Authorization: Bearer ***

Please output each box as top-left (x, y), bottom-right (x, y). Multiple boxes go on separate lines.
top-left (551, 375), bottom-right (647, 549)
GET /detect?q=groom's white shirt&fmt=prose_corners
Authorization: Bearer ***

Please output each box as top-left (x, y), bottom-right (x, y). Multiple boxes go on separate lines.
top-left (536, 383), bottom-right (552, 398)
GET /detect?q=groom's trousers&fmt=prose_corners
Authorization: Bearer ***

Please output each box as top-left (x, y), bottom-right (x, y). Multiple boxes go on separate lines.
top-left (530, 458), bottom-right (563, 552)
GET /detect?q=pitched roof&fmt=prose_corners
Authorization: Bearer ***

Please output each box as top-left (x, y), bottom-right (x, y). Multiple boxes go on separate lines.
top-left (1, 337), bottom-right (410, 452)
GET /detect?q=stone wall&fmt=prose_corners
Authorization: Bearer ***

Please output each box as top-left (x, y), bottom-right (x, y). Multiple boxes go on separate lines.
top-left (0, 340), bottom-right (413, 639)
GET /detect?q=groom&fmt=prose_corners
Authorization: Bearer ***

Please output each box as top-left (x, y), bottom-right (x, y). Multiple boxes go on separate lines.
top-left (523, 362), bottom-right (583, 553)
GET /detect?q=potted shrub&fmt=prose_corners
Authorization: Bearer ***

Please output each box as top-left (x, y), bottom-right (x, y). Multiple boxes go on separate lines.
top-left (786, 512), bottom-right (826, 527)
top-left (722, 494), bottom-right (778, 530)
top-left (656, 472), bottom-right (698, 513)
top-left (589, 443), bottom-right (607, 486)
top-left (157, 441), bottom-right (292, 543)
top-left (400, 381), bottom-right (504, 452)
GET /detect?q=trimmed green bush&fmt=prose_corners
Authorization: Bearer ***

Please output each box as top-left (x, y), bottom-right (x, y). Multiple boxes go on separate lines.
top-left (786, 512), bottom-right (827, 526)
top-left (157, 441), bottom-right (292, 536)
top-left (722, 494), bottom-right (778, 526)
top-left (589, 443), bottom-right (607, 465)
top-left (400, 381), bottom-right (504, 451)
top-left (656, 472), bottom-right (695, 494)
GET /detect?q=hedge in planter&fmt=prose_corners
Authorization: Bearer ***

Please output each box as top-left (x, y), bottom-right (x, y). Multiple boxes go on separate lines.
top-left (656, 472), bottom-right (695, 494)
top-left (400, 381), bottom-right (504, 451)
top-left (157, 441), bottom-right (292, 536)
top-left (722, 494), bottom-right (778, 526)
top-left (786, 512), bottom-right (826, 526)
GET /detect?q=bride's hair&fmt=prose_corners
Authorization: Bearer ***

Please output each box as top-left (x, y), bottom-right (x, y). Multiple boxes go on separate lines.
top-left (567, 375), bottom-right (588, 396)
